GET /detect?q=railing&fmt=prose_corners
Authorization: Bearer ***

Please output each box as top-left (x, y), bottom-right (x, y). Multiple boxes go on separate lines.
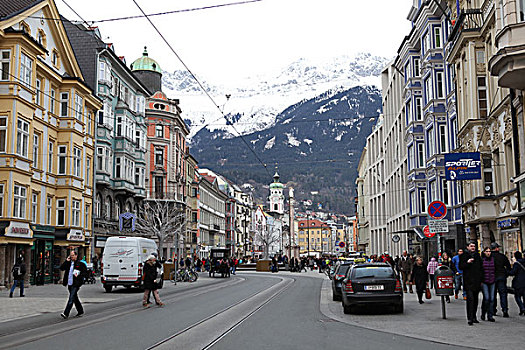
top-left (448, 9), bottom-right (483, 48)
top-left (481, 0), bottom-right (495, 22)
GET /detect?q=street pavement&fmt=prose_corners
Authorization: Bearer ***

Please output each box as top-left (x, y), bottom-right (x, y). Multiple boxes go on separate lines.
top-left (0, 269), bottom-right (523, 349)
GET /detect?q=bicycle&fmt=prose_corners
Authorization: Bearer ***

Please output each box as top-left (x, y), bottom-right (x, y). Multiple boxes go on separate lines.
top-left (170, 268), bottom-right (198, 283)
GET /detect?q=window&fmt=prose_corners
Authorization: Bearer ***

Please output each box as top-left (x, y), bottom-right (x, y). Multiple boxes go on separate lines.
top-left (95, 195), bottom-right (101, 218)
top-left (135, 130), bottom-right (142, 148)
top-left (415, 97), bottom-right (423, 120)
top-left (87, 112), bottom-right (92, 135)
top-left (156, 124), bottom-right (163, 138)
top-left (31, 192), bottom-right (38, 223)
top-left (0, 184), bottom-right (3, 217)
top-left (519, 0), bottom-right (525, 21)
top-left (116, 116), bottom-right (122, 136)
top-left (419, 189), bottom-right (427, 214)
top-left (427, 127), bottom-right (435, 158)
top-left (0, 50), bottom-right (10, 80)
top-left (425, 77), bottom-right (432, 103)
top-left (13, 185), bottom-right (27, 219)
top-left (430, 181), bottom-right (437, 202)
top-left (73, 147), bottom-right (81, 177)
top-left (477, 76), bottom-right (488, 118)
top-left (155, 147), bottom-right (164, 166)
top-left (50, 88), bottom-right (55, 114)
top-left (115, 200), bottom-right (121, 219)
top-left (442, 179), bottom-right (449, 205)
top-left (115, 157), bottom-right (121, 178)
top-left (417, 143), bottom-right (425, 168)
top-left (97, 147), bottom-right (104, 171)
top-left (414, 58), bottom-right (420, 77)
top-left (60, 92), bottom-right (69, 117)
top-left (436, 71), bottom-right (444, 98)
top-left (51, 50), bottom-right (59, 67)
top-left (33, 134), bottom-right (39, 168)
top-left (425, 32), bottom-right (431, 53)
top-left (20, 53), bottom-right (32, 87)
top-left (37, 30), bottom-right (46, 48)
top-left (35, 78), bottom-right (41, 105)
top-left (483, 155), bottom-right (494, 195)
top-left (0, 116), bottom-right (7, 152)
top-left (135, 167), bottom-right (140, 185)
top-left (74, 94), bottom-right (83, 120)
top-left (58, 145), bottom-right (67, 175)
top-left (476, 50), bottom-right (485, 64)
top-left (85, 205), bottom-right (90, 228)
top-left (104, 197), bottom-right (111, 219)
top-left (439, 124), bottom-right (447, 153)
top-left (99, 61), bottom-right (106, 81)
top-left (155, 176), bottom-right (164, 199)
top-left (57, 199), bottom-right (65, 226)
top-left (86, 158), bottom-right (91, 186)
top-left (408, 145), bottom-right (414, 170)
top-left (434, 26), bottom-right (442, 48)
top-left (46, 196), bottom-right (52, 225)
top-left (16, 119), bottom-right (29, 157)
top-left (48, 140), bottom-right (54, 171)
top-left (72, 200), bottom-right (80, 227)
top-left (410, 191), bottom-right (416, 215)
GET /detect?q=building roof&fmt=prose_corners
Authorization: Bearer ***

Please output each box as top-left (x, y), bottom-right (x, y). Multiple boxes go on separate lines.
top-left (131, 47), bottom-right (162, 73)
top-left (298, 219), bottom-right (329, 229)
top-left (0, 0), bottom-right (43, 20)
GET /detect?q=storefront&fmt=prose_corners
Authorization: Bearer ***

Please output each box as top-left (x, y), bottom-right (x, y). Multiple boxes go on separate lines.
top-left (30, 225), bottom-right (55, 285)
top-left (0, 221), bottom-right (34, 289)
top-left (54, 228), bottom-right (90, 264)
top-left (497, 218), bottom-right (522, 260)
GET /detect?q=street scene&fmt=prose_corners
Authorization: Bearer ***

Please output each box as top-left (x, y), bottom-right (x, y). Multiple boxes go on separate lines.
top-left (1, 0), bottom-right (525, 349)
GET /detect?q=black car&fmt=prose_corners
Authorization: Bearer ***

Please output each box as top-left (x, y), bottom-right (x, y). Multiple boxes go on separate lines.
top-left (331, 262), bottom-right (353, 301)
top-left (341, 263), bottom-right (403, 314)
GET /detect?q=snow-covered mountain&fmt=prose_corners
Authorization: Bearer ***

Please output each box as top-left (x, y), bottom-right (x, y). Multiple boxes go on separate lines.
top-left (162, 53), bottom-right (390, 138)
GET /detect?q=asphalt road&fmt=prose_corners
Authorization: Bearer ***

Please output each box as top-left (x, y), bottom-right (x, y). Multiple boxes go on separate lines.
top-left (1, 273), bottom-right (470, 350)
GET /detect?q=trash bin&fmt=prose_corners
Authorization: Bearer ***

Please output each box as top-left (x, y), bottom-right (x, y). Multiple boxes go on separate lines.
top-left (434, 265), bottom-right (454, 296)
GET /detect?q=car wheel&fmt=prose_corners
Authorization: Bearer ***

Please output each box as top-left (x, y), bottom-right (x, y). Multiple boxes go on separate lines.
top-left (104, 285), bottom-right (112, 293)
top-left (343, 302), bottom-right (353, 314)
top-left (332, 293), bottom-right (341, 302)
top-left (393, 302), bottom-right (403, 313)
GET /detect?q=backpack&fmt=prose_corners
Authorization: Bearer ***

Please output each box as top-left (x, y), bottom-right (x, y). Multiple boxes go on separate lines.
top-left (12, 265), bottom-right (20, 278)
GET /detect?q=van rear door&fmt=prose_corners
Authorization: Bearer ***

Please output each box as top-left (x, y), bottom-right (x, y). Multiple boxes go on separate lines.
top-left (103, 244), bottom-right (139, 282)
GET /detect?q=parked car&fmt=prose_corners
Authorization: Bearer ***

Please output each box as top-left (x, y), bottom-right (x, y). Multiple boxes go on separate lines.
top-left (341, 263), bottom-right (403, 314)
top-left (331, 261), bottom-right (353, 301)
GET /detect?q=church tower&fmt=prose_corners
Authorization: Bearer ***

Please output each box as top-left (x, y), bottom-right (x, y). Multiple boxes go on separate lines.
top-left (269, 172), bottom-right (285, 215)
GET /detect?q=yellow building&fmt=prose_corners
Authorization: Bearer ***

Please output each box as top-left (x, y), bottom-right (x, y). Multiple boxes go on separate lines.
top-left (0, 0), bottom-right (101, 287)
top-left (297, 219), bottom-right (331, 256)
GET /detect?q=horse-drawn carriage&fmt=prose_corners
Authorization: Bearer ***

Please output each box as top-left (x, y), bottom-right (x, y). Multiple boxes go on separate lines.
top-left (209, 248), bottom-right (231, 278)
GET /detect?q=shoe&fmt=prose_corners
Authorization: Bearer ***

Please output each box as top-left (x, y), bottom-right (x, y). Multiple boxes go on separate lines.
top-left (519, 311), bottom-right (525, 316)
top-left (75, 312), bottom-right (84, 317)
top-left (463, 296), bottom-right (467, 300)
top-left (488, 318), bottom-right (495, 322)
top-left (503, 312), bottom-right (509, 318)
top-left (409, 290), bottom-right (413, 294)
top-left (419, 300), bottom-right (424, 304)
top-left (60, 313), bottom-right (68, 319)
top-left (446, 299), bottom-right (450, 303)
top-left (143, 303), bottom-right (151, 308)
top-left (493, 311), bottom-right (498, 316)
top-left (455, 294), bottom-right (458, 299)
top-left (468, 321), bottom-right (473, 326)
top-left (20, 295), bottom-right (25, 297)
top-left (481, 314), bottom-right (485, 321)
top-left (9, 294), bottom-right (12, 298)
top-left (157, 302), bottom-right (164, 307)
top-left (472, 319), bottom-right (479, 323)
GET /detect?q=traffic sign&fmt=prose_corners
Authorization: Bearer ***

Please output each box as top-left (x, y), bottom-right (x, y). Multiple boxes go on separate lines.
top-left (392, 234), bottom-right (401, 243)
top-left (423, 225), bottom-right (435, 238)
top-left (428, 201), bottom-right (447, 220)
top-left (429, 219), bottom-right (449, 233)
top-left (339, 242), bottom-right (345, 248)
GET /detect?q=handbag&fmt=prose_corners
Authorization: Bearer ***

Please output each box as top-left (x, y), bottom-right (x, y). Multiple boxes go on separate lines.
top-left (425, 284), bottom-right (432, 299)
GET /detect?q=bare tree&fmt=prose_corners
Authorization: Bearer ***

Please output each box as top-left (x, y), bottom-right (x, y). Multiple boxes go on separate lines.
top-left (255, 220), bottom-right (280, 259)
top-left (135, 200), bottom-right (186, 259)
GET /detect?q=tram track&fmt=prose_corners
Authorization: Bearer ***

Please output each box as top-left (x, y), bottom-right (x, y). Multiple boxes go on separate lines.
top-left (0, 276), bottom-right (245, 350)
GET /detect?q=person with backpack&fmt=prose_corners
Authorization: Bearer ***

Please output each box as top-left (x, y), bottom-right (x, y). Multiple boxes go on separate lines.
top-left (509, 251), bottom-right (525, 316)
top-left (10, 257), bottom-right (26, 298)
top-left (60, 250), bottom-right (87, 319)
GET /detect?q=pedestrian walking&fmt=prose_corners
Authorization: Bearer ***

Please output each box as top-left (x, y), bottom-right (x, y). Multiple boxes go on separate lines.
top-left (491, 242), bottom-right (510, 317)
top-left (411, 257), bottom-right (428, 304)
top-left (399, 251), bottom-right (413, 293)
top-left (451, 249), bottom-right (467, 300)
top-left (60, 250), bottom-right (87, 319)
top-left (142, 255), bottom-right (163, 308)
top-left (508, 251), bottom-right (525, 316)
top-left (459, 242), bottom-right (483, 326)
top-left (427, 257), bottom-right (439, 289)
top-left (480, 247), bottom-right (496, 322)
top-left (9, 257), bottom-right (26, 298)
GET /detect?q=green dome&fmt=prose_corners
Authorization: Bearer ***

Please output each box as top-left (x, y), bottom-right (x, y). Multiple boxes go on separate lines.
top-left (270, 183), bottom-right (284, 189)
top-left (130, 46), bottom-right (162, 73)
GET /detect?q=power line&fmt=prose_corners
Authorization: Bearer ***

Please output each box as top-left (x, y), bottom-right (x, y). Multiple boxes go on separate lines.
top-left (130, 0), bottom-right (272, 180)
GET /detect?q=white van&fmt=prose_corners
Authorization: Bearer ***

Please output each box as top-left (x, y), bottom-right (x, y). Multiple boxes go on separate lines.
top-left (101, 237), bottom-right (160, 292)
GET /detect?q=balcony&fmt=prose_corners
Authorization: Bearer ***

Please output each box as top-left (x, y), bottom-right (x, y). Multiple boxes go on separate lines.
top-left (447, 9), bottom-right (483, 57)
top-left (490, 22), bottom-right (525, 89)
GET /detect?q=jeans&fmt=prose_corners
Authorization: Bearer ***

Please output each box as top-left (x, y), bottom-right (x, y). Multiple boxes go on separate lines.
top-left (465, 289), bottom-right (480, 322)
top-left (493, 276), bottom-right (508, 313)
top-left (429, 274), bottom-right (435, 289)
top-left (231, 266), bottom-right (236, 275)
top-left (481, 283), bottom-right (496, 318)
top-left (63, 286), bottom-right (83, 317)
top-left (454, 274), bottom-right (466, 296)
top-left (10, 280), bottom-right (24, 296)
top-left (514, 287), bottom-right (525, 312)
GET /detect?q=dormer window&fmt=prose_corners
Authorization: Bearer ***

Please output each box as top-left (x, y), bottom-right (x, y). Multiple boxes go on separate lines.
top-left (51, 50), bottom-right (59, 68)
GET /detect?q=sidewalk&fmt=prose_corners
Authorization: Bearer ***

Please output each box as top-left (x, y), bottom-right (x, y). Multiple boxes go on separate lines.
top-left (0, 276), bottom-right (214, 324)
top-left (320, 278), bottom-right (525, 349)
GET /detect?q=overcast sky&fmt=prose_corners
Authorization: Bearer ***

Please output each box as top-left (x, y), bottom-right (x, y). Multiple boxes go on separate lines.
top-left (56, 0), bottom-right (413, 83)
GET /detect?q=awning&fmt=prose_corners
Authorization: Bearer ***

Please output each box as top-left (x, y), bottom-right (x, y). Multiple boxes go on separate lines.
top-left (413, 228), bottom-right (426, 240)
top-left (0, 237), bottom-right (33, 245)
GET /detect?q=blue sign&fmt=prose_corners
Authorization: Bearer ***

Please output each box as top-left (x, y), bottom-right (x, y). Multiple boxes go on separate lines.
top-left (119, 212), bottom-right (136, 232)
top-left (444, 152), bottom-right (482, 180)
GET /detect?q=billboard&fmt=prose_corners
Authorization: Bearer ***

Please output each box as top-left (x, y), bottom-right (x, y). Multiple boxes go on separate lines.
top-left (444, 152), bottom-right (482, 180)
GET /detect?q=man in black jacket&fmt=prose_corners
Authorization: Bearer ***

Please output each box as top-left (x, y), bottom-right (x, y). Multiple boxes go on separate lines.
top-left (60, 251), bottom-right (87, 319)
top-left (459, 242), bottom-right (483, 325)
top-left (9, 257), bottom-right (26, 298)
top-left (491, 242), bottom-right (510, 317)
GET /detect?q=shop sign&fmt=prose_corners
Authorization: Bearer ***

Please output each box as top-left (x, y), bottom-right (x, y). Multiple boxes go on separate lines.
top-left (119, 212), bottom-right (136, 232)
top-left (497, 218), bottom-right (519, 229)
top-left (67, 229), bottom-right (85, 242)
top-left (6, 222), bottom-right (33, 239)
top-left (444, 152), bottom-right (482, 180)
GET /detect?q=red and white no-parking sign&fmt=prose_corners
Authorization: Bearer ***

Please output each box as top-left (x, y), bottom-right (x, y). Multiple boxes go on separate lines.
top-left (423, 225), bottom-right (435, 238)
top-left (428, 201), bottom-right (447, 220)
